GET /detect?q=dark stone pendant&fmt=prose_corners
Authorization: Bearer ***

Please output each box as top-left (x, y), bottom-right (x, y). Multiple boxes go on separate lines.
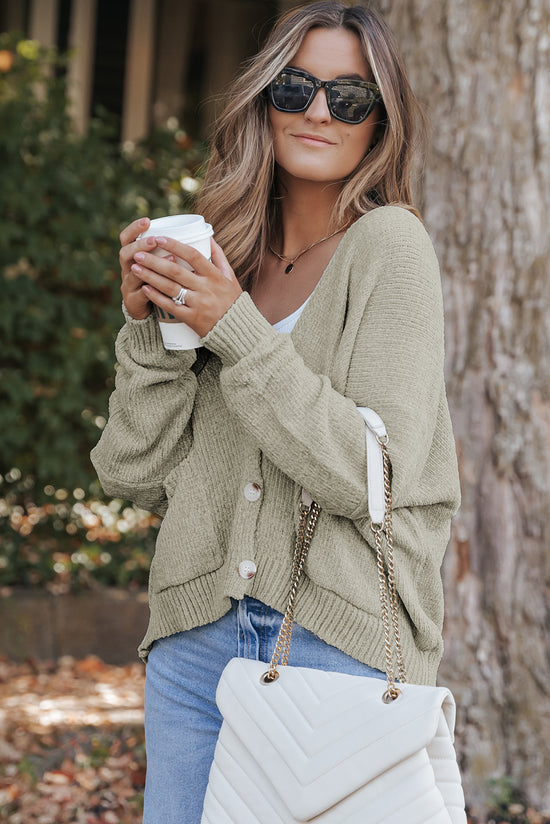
top-left (285, 262), bottom-right (294, 274)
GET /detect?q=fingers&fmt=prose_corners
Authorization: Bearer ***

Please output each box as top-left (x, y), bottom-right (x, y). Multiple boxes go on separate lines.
top-left (143, 282), bottom-right (192, 315)
top-left (131, 267), bottom-right (190, 302)
top-left (138, 238), bottom-right (242, 337)
top-left (119, 217), bottom-right (168, 282)
top-left (119, 234), bottom-right (158, 275)
top-left (120, 275), bottom-right (152, 319)
top-left (155, 237), bottom-right (218, 275)
top-left (118, 218), bottom-right (163, 321)
top-left (120, 230), bottom-right (242, 334)
top-left (210, 238), bottom-right (235, 281)
top-left (131, 251), bottom-right (202, 293)
top-left (119, 217), bottom-right (150, 247)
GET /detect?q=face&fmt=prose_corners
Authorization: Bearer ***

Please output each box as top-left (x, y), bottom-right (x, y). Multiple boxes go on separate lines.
top-left (268, 27), bottom-right (380, 187)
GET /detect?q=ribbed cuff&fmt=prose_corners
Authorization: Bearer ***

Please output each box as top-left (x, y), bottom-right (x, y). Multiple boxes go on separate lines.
top-left (201, 291), bottom-right (279, 366)
top-left (120, 305), bottom-right (197, 367)
top-left (123, 312), bottom-right (165, 351)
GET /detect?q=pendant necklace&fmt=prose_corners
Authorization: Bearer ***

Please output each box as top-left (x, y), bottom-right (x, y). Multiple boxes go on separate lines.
top-left (269, 227), bottom-right (344, 274)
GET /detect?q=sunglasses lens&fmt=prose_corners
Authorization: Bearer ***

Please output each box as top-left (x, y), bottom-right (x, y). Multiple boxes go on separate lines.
top-left (270, 71), bottom-right (315, 112)
top-left (329, 83), bottom-right (379, 123)
top-left (269, 70), bottom-right (381, 124)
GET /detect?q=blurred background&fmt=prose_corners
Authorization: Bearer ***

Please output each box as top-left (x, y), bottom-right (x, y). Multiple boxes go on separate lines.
top-left (0, 1), bottom-right (549, 822)
top-left (0, 0), bottom-right (299, 140)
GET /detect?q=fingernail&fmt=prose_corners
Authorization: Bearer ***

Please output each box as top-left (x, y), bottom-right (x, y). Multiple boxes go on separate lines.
top-left (146, 237), bottom-right (156, 247)
top-left (134, 252), bottom-right (145, 261)
top-left (156, 236), bottom-right (167, 245)
top-left (139, 217), bottom-right (149, 227)
top-left (132, 263), bottom-right (142, 273)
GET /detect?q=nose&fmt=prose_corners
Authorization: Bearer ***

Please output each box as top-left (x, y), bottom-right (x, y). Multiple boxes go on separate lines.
top-left (305, 87), bottom-right (331, 123)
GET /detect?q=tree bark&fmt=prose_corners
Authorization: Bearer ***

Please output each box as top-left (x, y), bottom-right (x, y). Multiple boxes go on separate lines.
top-left (374, 0), bottom-right (550, 813)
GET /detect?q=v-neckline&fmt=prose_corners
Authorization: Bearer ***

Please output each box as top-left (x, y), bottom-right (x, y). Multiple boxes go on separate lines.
top-left (288, 216), bottom-right (363, 342)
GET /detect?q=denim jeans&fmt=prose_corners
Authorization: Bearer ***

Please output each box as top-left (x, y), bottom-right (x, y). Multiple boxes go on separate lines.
top-left (143, 596), bottom-right (384, 824)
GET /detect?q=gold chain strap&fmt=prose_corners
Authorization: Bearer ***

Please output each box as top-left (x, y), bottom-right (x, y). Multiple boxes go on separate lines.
top-left (371, 439), bottom-right (407, 701)
top-left (261, 500), bottom-right (320, 683)
top-left (261, 437), bottom-right (407, 701)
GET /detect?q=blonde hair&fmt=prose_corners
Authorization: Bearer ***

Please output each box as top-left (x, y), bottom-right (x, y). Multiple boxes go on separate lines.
top-left (197, 1), bottom-right (426, 286)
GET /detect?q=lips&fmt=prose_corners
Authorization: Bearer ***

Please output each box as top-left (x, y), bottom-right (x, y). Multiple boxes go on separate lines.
top-left (293, 133), bottom-right (335, 146)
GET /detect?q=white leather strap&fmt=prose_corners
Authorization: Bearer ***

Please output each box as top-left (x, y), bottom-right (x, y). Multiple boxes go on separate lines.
top-left (356, 407), bottom-right (387, 525)
top-left (301, 408), bottom-right (387, 524)
top-left (301, 488), bottom-right (313, 506)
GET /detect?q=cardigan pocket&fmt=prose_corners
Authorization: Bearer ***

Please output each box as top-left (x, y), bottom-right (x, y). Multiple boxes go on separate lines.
top-left (304, 514), bottom-right (381, 616)
top-left (148, 451), bottom-right (224, 593)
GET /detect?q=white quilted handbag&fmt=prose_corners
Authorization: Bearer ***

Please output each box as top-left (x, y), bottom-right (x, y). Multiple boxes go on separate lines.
top-left (201, 410), bottom-right (466, 824)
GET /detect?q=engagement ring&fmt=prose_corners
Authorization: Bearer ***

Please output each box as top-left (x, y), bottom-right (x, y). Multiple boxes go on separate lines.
top-left (172, 287), bottom-right (188, 306)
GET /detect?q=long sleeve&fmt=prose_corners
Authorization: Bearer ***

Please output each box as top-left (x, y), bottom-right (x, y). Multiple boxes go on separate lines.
top-left (204, 296), bottom-right (369, 517)
top-left (202, 207), bottom-right (458, 523)
top-left (90, 312), bottom-right (198, 515)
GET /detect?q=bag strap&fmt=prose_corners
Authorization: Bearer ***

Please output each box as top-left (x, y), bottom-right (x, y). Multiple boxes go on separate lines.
top-left (261, 411), bottom-right (407, 702)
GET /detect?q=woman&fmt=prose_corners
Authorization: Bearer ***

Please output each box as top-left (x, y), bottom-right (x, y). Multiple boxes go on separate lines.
top-left (91, 3), bottom-right (460, 822)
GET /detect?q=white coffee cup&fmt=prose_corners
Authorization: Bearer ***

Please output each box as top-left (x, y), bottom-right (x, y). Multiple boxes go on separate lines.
top-left (139, 214), bottom-right (214, 350)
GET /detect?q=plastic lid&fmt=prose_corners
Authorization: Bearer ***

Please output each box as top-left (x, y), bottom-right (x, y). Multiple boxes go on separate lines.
top-left (140, 214), bottom-right (213, 241)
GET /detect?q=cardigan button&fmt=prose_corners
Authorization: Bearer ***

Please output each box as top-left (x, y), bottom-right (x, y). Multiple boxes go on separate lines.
top-left (238, 560), bottom-right (257, 579)
top-left (244, 482), bottom-right (261, 502)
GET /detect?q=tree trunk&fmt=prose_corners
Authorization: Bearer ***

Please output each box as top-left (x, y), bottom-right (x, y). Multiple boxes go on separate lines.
top-left (374, 0), bottom-right (550, 813)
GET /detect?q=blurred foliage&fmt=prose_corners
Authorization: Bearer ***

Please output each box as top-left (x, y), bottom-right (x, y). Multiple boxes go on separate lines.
top-left (0, 472), bottom-right (159, 592)
top-left (0, 33), bottom-right (206, 501)
top-left (483, 777), bottom-right (539, 824)
top-left (0, 35), bottom-right (207, 587)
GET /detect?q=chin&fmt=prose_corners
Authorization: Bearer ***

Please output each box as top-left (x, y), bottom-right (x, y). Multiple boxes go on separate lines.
top-left (279, 162), bottom-right (349, 185)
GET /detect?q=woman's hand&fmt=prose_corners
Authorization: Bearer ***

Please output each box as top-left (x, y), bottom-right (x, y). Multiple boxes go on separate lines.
top-left (130, 235), bottom-right (243, 338)
top-left (119, 217), bottom-right (158, 319)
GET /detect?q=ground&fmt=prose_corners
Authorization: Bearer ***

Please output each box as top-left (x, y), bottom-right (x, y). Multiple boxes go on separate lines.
top-left (0, 655), bottom-right (547, 824)
top-left (0, 656), bottom-right (146, 823)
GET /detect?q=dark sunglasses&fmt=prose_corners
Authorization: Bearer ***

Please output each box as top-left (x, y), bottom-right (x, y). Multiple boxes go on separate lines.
top-left (268, 67), bottom-right (382, 125)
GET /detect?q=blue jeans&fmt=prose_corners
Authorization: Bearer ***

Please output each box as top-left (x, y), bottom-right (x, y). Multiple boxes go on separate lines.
top-left (143, 597), bottom-right (384, 824)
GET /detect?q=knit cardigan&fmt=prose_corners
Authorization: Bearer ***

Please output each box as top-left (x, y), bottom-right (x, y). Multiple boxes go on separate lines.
top-left (91, 205), bottom-right (460, 686)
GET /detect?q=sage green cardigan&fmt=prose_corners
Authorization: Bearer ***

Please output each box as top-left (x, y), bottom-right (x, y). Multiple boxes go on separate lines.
top-left (91, 205), bottom-right (460, 686)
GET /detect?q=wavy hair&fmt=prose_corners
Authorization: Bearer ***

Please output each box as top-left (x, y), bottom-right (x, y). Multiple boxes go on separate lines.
top-left (196, 1), bottom-right (426, 286)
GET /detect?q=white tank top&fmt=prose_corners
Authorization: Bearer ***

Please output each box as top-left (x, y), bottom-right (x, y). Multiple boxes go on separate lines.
top-left (272, 296), bottom-right (311, 334)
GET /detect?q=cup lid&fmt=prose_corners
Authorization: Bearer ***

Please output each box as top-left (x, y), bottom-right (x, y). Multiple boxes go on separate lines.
top-left (140, 214), bottom-right (213, 241)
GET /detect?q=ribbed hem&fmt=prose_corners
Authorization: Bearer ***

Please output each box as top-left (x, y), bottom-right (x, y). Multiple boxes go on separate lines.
top-left (256, 574), bottom-right (441, 686)
top-left (201, 291), bottom-right (279, 367)
top-left (138, 567), bottom-right (229, 661)
top-left (138, 566), bottom-right (441, 686)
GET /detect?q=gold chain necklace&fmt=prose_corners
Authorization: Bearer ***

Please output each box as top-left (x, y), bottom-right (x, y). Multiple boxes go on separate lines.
top-left (269, 227), bottom-right (344, 274)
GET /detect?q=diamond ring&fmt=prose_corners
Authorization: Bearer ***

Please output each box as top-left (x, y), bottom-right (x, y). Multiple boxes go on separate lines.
top-left (172, 287), bottom-right (188, 306)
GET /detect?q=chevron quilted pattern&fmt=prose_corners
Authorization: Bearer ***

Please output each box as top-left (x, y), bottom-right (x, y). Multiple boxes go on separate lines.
top-left (201, 659), bottom-right (466, 824)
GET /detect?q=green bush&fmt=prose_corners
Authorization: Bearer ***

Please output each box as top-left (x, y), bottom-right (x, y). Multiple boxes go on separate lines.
top-left (0, 34), bottom-right (206, 494)
top-left (0, 35), bottom-right (207, 586)
top-left (0, 476), bottom-right (158, 592)
top-left (485, 776), bottom-right (532, 824)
